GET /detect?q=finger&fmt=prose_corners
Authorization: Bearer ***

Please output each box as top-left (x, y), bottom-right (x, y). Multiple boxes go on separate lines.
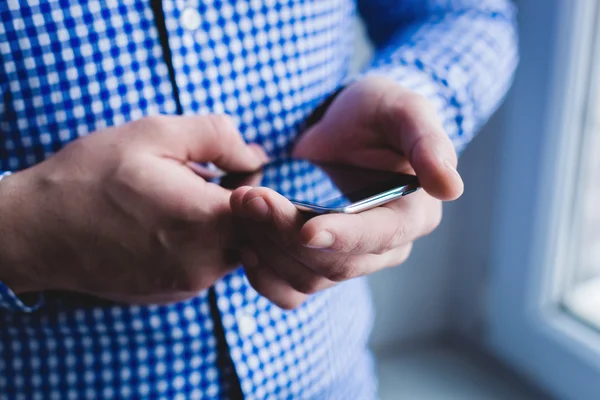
top-left (91, 291), bottom-right (200, 306)
top-left (299, 191), bottom-right (442, 254)
top-left (237, 167), bottom-right (264, 187)
top-left (220, 169), bottom-right (264, 191)
top-left (245, 228), bottom-right (336, 295)
top-left (241, 249), bottom-right (308, 310)
top-left (187, 145), bottom-right (267, 180)
top-left (333, 147), bottom-right (414, 174)
top-left (230, 186), bottom-right (306, 244)
top-left (304, 243), bottom-right (414, 281)
top-left (380, 88), bottom-right (464, 200)
top-left (140, 115), bottom-right (268, 172)
top-left (377, 242), bottom-right (414, 269)
top-left (108, 154), bottom-right (240, 248)
top-left (159, 181), bottom-right (241, 249)
top-left (186, 162), bottom-right (226, 179)
top-left (141, 246), bottom-right (240, 293)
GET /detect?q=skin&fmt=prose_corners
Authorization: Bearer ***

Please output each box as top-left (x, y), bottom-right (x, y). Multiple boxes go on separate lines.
top-left (0, 115), bottom-right (268, 304)
top-left (230, 76), bottom-right (464, 309)
top-left (0, 77), bottom-right (463, 308)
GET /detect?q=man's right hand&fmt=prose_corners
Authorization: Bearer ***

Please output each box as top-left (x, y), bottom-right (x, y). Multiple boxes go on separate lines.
top-left (0, 115), bottom-right (267, 305)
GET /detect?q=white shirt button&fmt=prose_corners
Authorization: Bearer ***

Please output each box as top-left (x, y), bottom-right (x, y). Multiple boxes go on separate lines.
top-left (238, 313), bottom-right (257, 337)
top-left (181, 8), bottom-right (202, 31)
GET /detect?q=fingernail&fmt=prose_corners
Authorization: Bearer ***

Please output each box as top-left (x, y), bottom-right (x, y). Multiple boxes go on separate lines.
top-left (305, 231), bottom-right (335, 249)
top-left (250, 145), bottom-right (269, 163)
top-left (443, 160), bottom-right (461, 178)
top-left (241, 248), bottom-right (259, 268)
top-left (244, 197), bottom-right (270, 221)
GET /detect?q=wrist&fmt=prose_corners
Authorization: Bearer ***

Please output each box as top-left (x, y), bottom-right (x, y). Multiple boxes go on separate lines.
top-left (0, 171), bottom-right (40, 293)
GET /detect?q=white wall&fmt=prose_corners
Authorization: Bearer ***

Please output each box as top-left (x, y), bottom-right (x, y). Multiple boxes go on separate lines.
top-left (445, 0), bottom-right (559, 345)
top-left (443, 111), bottom-right (508, 340)
top-left (368, 217), bottom-right (457, 349)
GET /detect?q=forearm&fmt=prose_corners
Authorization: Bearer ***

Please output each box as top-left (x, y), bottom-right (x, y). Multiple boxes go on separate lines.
top-left (0, 171), bottom-right (32, 293)
top-left (0, 170), bottom-right (45, 311)
top-left (357, 0), bottom-right (519, 153)
top-left (0, 172), bottom-right (19, 276)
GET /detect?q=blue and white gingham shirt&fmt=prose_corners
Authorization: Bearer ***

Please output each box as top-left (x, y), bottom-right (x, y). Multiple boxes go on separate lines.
top-left (0, 1), bottom-right (518, 399)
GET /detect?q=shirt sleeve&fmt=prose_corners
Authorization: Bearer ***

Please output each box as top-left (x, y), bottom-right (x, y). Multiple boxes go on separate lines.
top-left (0, 171), bottom-right (44, 312)
top-left (355, 0), bottom-right (519, 153)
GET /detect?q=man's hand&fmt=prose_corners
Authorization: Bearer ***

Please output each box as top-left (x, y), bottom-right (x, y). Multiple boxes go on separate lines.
top-left (231, 76), bottom-right (464, 309)
top-left (0, 115), bottom-right (267, 304)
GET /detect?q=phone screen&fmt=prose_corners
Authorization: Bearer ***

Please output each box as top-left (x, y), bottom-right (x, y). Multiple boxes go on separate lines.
top-left (219, 158), bottom-right (419, 210)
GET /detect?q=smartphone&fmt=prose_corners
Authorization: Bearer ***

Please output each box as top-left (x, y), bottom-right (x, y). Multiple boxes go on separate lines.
top-left (219, 158), bottom-right (420, 214)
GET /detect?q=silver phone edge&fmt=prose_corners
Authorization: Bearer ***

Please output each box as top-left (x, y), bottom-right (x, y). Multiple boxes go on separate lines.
top-left (291, 184), bottom-right (420, 214)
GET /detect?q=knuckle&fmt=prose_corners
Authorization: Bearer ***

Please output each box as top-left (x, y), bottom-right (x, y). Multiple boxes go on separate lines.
top-left (206, 114), bottom-right (236, 140)
top-left (208, 113), bottom-right (235, 128)
top-left (331, 232), bottom-right (360, 253)
top-left (158, 191), bottom-right (204, 223)
top-left (149, 263), bottom-right (183, 292)
top-left (165, 265), bottom-right (210, 293)
top-left (403, 91), bottom-right (435, 114)
top-left (389, 91), bottom-right (425, 116)
top-left (291, 276), bottom-right (323, 295)
top-left (336, 215), bottom-right (370, 253)
top-left (274, 231), bottom-right (297, 251)
top-left (112, 155), bottom-right (138, 179)
top-left (130, 115), bottom-right (173, 144)
top-left (364, 75), bottom-right (394, 87)
top-left (430, 135), bottom-right (456, 161)
top-left (139, 114), bottom-right (166, 127)
top-left (392, 221), bottom-right (408, 248)
top-left (108, 156), bottom-right (147, 195)
top-left (137, 115), bottom-right (170, 134)
top-left (371, 207), bottom-right (406, 254)
top-left (204, 114), bottom-right (239, 158)
top-left (246, 271), bottom-right (269, 296)
top-left (377, 222), bottom-right (407, 254)
top-left (277, 296), bottom-right (306, 310)
top-left (245, 269), bottom-right (307, 309)
top-left (325, 257), bottom-right (360, 282)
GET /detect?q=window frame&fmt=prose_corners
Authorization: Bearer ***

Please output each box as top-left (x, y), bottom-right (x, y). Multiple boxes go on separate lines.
top-left (485, 0), bottom-right (600, 399)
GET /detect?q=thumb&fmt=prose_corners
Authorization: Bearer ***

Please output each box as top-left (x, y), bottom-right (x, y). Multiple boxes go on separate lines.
top-left (230, 186), bottom-right (306, 241)
top-left (381, 90), bottom-right (464, 200)
top-left (148, 115), bottom-right (268, 172)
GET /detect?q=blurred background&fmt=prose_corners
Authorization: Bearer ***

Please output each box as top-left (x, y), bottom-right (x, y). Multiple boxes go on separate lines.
top-left (361, 1), bottom-right (600, 399)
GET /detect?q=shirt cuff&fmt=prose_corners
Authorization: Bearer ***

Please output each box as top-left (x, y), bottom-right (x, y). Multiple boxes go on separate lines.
top-left (0, 281), bottom-right (44, 313)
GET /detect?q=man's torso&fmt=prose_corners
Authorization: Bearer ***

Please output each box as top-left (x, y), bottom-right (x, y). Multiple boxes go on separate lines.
top-left (0, 1), bottom-right (376, 399)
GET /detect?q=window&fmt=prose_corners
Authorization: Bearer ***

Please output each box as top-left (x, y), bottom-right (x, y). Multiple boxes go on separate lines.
top-left (485, 1), bottom-right (600, 399)
top-left (563, 50), bottom-right (600, 329)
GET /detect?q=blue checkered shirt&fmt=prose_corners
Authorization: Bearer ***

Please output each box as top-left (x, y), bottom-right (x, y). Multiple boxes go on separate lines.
top-left (0, 1), bottom-right (518, 399)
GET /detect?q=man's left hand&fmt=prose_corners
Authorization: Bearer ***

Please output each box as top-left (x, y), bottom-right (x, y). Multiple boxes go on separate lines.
top-left (230, 76), bottom-right (464, 309)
